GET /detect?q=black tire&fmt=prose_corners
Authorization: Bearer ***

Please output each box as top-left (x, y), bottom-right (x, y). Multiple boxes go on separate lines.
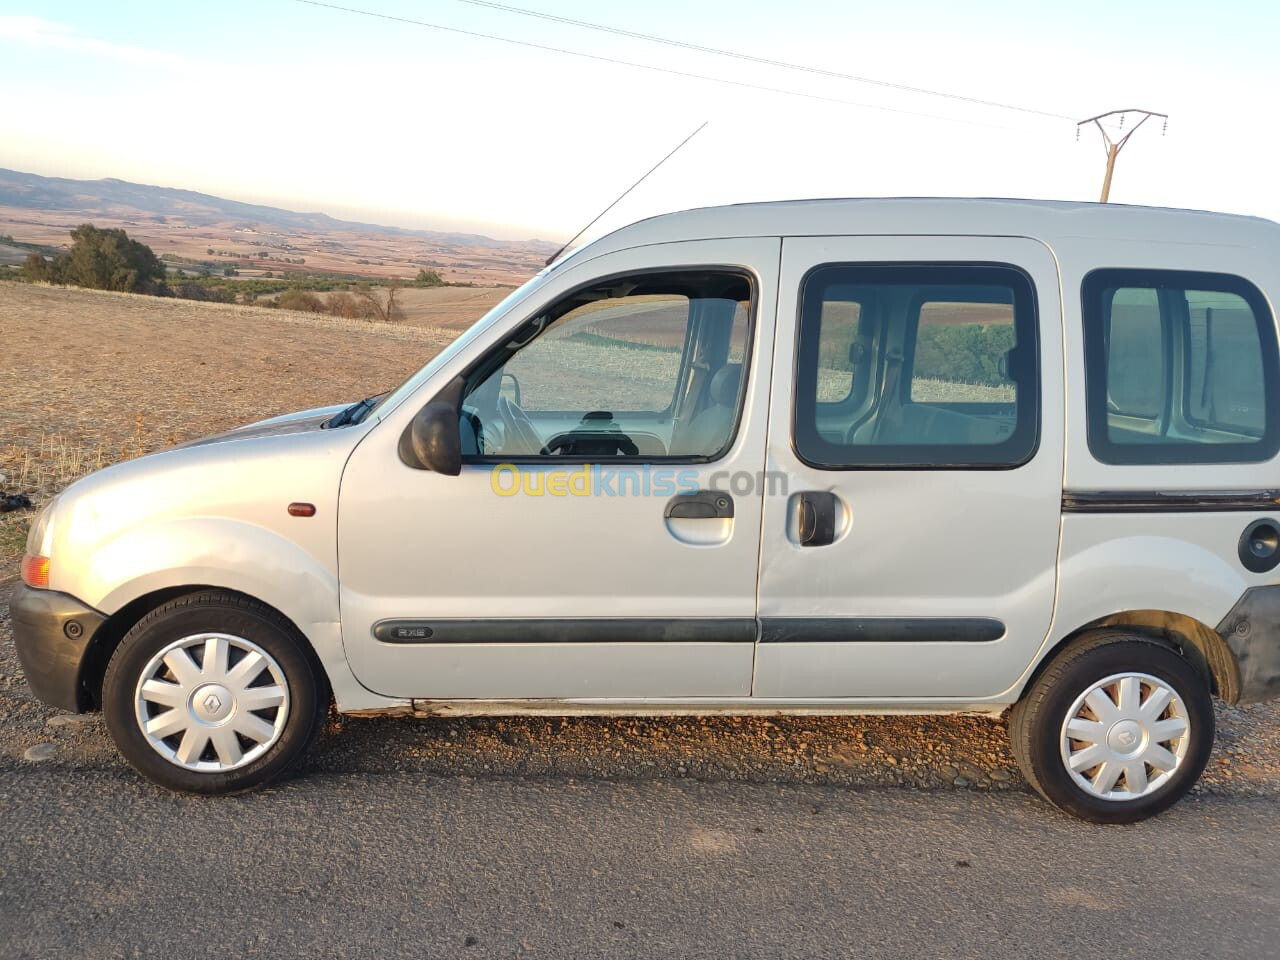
top-left (102, 590), bottom-right (327, 794)
top-left (1009, 631), bottom-right (1214, 823)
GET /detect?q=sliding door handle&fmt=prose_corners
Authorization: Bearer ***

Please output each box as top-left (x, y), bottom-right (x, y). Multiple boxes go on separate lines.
top-left (796, 491), bottom-right (837, 547)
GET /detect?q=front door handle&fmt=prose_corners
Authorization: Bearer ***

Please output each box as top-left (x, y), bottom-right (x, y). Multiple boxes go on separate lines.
top-left (665, 490), bottom-right (734, 520)
top-left (796, 491), bottom-right (837, 546)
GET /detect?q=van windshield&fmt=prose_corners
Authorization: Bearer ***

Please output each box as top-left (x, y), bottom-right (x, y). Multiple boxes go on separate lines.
top-left (362, 269), bottom-right (554, 422)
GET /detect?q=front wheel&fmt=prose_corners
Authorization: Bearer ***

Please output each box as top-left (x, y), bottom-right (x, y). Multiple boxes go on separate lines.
top-left (1010, 632), bottom-right (1214, 823)
top-left (102, 591), bottom-right (326, 794)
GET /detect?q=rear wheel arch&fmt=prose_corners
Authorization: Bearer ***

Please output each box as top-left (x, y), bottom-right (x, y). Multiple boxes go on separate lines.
top-left (1021, 610), bottom-right (1237, 706)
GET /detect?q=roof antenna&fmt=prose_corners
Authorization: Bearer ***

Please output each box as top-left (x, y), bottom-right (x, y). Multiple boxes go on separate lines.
top-left (545, 120), bottom-right (709, 266)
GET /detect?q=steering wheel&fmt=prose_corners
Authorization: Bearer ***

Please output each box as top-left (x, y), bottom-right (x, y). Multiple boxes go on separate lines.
top-left (497, 395), bottom-right (547, 455)
top-left (460, 406), bottom-right (485, 455)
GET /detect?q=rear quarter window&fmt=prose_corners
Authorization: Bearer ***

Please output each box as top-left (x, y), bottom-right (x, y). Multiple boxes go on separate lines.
top-left (1081, 269), bottom-right (1280, 465)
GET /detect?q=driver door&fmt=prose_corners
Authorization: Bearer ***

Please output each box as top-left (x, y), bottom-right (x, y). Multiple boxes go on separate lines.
top-left (337, 238), bottom-right (779, 700)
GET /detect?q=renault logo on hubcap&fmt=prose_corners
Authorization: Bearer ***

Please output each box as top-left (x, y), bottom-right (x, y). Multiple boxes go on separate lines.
top-left (192, 683), bottom-right (233, 722)
top-left (1107, 719), bottom-right (1144, 755)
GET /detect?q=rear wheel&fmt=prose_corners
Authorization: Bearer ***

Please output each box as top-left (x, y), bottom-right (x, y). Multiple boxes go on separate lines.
top-left (1010, 632), bottom-right (1214, 823)
top-left (102, 591), bottom-right (326, 794)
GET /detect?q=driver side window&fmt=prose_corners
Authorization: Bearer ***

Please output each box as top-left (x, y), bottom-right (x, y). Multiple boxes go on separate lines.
top-left (462, 271), bottom-right (752, 460)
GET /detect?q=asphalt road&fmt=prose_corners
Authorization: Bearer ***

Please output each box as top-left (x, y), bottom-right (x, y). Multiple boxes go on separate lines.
top-left (2, 758), bottom-right (1277, 960)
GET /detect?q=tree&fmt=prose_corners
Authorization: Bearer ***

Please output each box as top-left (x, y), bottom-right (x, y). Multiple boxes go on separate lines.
top-left (276, 288), bottom-right (326, 313)
top-left (415, 267), bottom-right (444, 286)
top-left (327, 291), bottom-right (374, 320)
top-left (23, 253), bottom-right (53, 282)
top-left (54, 224), bottom-right (167, 293)
top-left (174, 283), bottom-right (235, 304)
top-left (352, 280), bottom-right (404, 323)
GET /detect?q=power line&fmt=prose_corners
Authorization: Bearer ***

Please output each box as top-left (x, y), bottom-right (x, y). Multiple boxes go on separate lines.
top-left (294, 0), bottom-right (1059, 135)
top-left (446, 0), bottom-right (1075, 121)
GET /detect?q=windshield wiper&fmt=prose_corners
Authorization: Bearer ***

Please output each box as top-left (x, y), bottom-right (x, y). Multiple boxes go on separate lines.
top-left (325, 392), bottom-right (386, 428)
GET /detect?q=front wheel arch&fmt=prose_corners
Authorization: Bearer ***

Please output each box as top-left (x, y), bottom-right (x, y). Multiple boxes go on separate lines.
top-left (83, 586), bottom-right (331, 711)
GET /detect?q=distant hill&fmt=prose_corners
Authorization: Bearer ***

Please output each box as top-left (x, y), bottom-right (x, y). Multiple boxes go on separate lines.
top-left (0, 167), bottom-right (556, 252)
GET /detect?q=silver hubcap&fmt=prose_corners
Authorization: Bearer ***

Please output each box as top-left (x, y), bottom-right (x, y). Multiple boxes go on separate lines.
top-left (1060, 672), bottom-right (1190, 801)
top-left (134, 633), bottom-right (290, 773)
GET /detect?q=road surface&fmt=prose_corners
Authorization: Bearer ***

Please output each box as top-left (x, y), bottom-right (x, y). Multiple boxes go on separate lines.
top-left (2, 758), bottom-right (1275, 959)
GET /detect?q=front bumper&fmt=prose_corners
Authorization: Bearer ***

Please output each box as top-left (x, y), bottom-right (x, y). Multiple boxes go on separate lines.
top-left (9, 584), bottom-right (107, 712)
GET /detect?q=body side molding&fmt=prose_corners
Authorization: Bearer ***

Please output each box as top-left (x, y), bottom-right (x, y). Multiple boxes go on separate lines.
top-left (1062, 490), bottom-right (1280, 513)
top-left (373, 618), bottom-right (758, 644)
top-left (760, 617), bottom-right (1006, 644)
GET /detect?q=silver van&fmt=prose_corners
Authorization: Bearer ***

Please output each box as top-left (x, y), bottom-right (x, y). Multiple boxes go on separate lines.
top-left (14, 198), bottom-right (1280, 821)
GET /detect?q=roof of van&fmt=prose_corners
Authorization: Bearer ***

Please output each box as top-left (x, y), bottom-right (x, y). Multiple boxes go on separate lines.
top-left (562, 197), bottom-right (1279, 266)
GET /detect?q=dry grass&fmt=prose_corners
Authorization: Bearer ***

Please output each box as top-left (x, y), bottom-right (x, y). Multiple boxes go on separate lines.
top-left (2, 434), bottom-right (110, 497)
top-left (0, 283), bottom-right (452, 453)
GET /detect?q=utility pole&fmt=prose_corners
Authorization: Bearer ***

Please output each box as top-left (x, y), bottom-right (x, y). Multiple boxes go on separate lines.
top-left (1077, 109), bottom-right (1168, 203)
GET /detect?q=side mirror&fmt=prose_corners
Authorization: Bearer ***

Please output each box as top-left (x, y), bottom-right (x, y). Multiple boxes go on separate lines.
top-left (398, 375), bottom-right (464, 475)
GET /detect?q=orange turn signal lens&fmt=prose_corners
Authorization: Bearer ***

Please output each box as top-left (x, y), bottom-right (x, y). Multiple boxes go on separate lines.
top-left (287, 502), bottom-right (317, 518)
top-left (20, 554), bottom-right (50, 589)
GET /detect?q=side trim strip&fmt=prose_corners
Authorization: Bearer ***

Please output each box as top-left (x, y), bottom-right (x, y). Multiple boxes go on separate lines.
top-left (373, 618), bottom-right (758, 645)
top-left (1062, 489), bottom-right (1280, 514)
top-left (759, 617), bottom-right (1005, 644)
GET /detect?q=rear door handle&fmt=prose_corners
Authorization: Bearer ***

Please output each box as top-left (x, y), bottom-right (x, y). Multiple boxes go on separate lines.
top-left (796, 491), bottom-right (837, 546)
top-left (665, 491), bottom-right (734, 519)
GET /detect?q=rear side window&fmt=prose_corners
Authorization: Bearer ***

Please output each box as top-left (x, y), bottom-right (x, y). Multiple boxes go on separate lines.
top-left (793, 263), bottom-right (1039, 469)
top-left (1104, 288), bottom-right (1163, 419)
top-left (1081, 269), bottom-right (1280, 465)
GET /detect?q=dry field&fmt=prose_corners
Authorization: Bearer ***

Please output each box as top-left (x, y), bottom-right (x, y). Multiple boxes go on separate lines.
top-left (1, 280), bottom-right (1278, 799)
top-left (0, 205), bottom-right (550, 286)
top-left (377, 284), bottom-right (513, 331)
top-left (0, 282), bottom-right (456, 568)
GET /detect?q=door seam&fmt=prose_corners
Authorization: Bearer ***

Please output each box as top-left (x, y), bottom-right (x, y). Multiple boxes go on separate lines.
top-left (749, 237), bottom-right (785, 695)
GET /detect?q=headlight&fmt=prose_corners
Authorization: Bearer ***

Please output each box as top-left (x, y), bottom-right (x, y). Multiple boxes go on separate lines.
top-left (25, 498), bottom-right (55, 558)
top-left (20, 500), bottom-right (57, 589)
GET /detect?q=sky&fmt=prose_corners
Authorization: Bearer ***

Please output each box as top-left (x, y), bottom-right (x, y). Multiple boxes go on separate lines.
top-left (2, 0), bottom-right (1277, 242)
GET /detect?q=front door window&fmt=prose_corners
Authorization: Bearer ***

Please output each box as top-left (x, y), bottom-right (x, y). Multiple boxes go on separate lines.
top-left (461, 271), bottom-right (752, 460)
